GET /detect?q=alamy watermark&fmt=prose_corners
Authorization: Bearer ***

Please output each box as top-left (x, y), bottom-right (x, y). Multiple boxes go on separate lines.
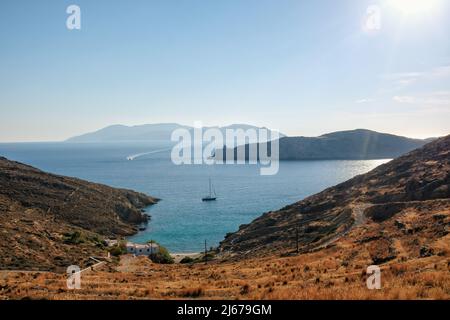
top-left (366, 265), bottom-right (381, 290)
top-left (170, 122), bottom-right (280, 175)
top-left (364, 5), bottom-right (382, 32)
top-left (66, 5), bottom-right (81, 30)
top-left (66, 265), bottom-right (81, 289)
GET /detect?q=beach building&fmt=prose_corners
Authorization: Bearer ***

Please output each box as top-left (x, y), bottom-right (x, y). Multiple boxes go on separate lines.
top-left (126, 242), bottom-right (159, 256)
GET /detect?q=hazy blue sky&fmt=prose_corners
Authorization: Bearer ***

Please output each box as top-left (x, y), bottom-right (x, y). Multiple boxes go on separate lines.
top-left (1, 0), bottom-right (449, 142)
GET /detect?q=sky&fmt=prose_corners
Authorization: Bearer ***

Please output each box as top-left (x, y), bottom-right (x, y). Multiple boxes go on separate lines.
top-left (0, 0), bottom-right (449, 142)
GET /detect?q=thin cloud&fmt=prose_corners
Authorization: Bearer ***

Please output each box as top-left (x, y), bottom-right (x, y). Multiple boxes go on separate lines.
top-left (382, 65), bottom-right (450, 89)
top-left (355, 98), bottom-right (375, 104)
top-left (393, 91), bottom-right (450, 105)
top-left (431, 65), bottom-right (450, 77)
top-left (393, 96), bottom-right (417, 104)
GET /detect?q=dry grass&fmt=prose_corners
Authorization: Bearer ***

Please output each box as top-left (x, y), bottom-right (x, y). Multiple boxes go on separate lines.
top-left (0, 241), bottom-right (448, 300)
top-left (1, 202), bottom-right (449, 300)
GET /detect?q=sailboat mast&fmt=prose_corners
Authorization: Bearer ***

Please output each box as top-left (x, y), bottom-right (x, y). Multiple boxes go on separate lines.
top-left (209, 178), bottom-right (212, 197)
top-left (202, 177), bottom-right (216, 201)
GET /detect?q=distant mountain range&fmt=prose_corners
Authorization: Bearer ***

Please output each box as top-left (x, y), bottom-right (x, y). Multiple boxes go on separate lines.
top-left (221, 129), bottom-right (433, 161)
top-left (67, 125), bottom-right (435, 160)
top-left (65, 123), bottom-right (285, 144)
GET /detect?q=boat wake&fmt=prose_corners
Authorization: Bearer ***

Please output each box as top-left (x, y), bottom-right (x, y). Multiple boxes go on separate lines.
top-left (126, 148), bottom-right (172, 161)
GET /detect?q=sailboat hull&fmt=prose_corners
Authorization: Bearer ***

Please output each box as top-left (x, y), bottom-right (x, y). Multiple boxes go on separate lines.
top-left (202, 197), bottom-right (217, 201)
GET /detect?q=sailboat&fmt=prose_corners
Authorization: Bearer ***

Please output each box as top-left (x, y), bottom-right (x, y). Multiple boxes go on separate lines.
top-left (202, 178), bottom-right (217, 201)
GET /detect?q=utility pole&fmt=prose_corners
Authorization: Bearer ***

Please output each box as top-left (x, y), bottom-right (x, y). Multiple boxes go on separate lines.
top-left (204, 239), bottom-right (207, 265)
top-left (296, 225), bottom-right (299, 254)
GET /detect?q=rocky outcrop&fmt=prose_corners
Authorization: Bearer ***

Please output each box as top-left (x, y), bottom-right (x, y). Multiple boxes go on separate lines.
top-left (219, 135), bottom-right (450, 259)
top-left (0, 157), bottom-right (158, 271)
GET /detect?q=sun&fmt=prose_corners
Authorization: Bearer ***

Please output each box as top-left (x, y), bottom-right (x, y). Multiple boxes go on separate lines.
top-left (387, 0), bottom-right (442, 15)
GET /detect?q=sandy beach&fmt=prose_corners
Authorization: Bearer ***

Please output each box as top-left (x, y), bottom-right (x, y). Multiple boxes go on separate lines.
top-left (170, 252), bottom-right (203, 263)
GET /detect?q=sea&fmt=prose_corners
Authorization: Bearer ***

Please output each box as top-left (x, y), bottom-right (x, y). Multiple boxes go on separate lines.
top-left (0, 142), bottom-right (389, 253)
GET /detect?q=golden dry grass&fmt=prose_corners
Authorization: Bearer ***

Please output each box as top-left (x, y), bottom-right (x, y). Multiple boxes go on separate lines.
top-left (1, 201), bottom-right (449, 300)
top-left (0, 239), bottom-right (448, 300)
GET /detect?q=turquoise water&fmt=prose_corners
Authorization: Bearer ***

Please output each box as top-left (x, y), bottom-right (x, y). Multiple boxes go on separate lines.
top-left (0, 142), bottom-right (389, 252)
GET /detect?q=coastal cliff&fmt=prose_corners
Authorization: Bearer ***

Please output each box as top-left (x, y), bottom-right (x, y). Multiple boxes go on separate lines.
top-left (0, 156), bottom-right (158, 271)
top-left (220, 135), bottom-right (450, 261)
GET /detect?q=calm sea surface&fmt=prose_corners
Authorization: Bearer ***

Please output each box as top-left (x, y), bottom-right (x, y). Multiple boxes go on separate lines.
top-left (0, 142), bottom-right (389, 252)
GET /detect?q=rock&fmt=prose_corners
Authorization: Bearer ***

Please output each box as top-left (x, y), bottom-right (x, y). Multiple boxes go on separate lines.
top-left (0, 157), bottom-right (158, 271)
top-left (394, 220), bottom-right (406, 230)
top-left (420, 246), bottom-right (434, 257)
top-left (219, 135), bottom-right (450, 257)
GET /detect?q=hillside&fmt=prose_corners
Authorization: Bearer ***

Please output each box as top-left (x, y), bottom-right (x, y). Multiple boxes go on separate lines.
top-left (0, 137), bottom-right (448, 300)
top-left (221, 129), bottom-right (429, 161)
top-left (219, 135), bottom-right (450, 260)
top-left (0, 157), bottom-right (157, 271)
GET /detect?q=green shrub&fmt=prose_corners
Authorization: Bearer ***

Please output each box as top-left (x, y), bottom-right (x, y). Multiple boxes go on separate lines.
top-left (108, 242), bottom-right (127, 256)
top-left (63, 231), bottom-right (84, 244)
top-left (180, 256), bottom-right (194, 264)
top-left (149, 244), bottom-right (174, 264)
top-left (194, 252), bottom-right (215, 263)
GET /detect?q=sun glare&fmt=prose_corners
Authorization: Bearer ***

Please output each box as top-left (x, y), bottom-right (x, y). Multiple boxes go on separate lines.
top-left (387, 0), bottom-right (442, 15)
